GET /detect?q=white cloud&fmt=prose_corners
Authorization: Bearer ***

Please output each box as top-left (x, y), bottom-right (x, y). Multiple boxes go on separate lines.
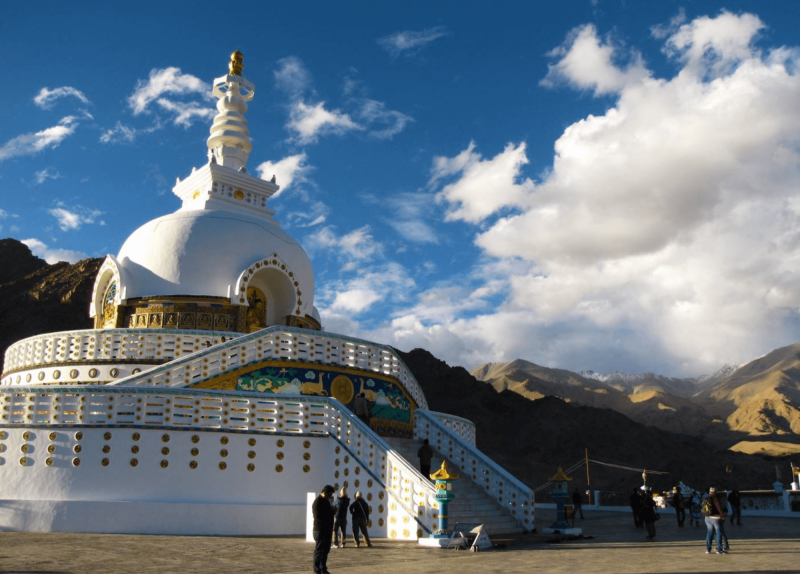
top-left (21, 238), bottom-right (87, 264)
top-left (48, 204), bottom-right (104, 231)
top-left (99, 120), bottom-right (162, 144)
top-left (287, 101), bottom-right (362, 144)
top-left (432, 141), bottom-right (535, 223)
top-left (128, 67), bottom-right (209, 114)
top-left (274, 56), bottom-right (312, 97)
top-left (541, 24), bottom-right (650, 95)
top-left (34, 167), bottom-right (62, 185)
top-left (126, 67), bottom-right (212, 127)
top-left (154, 98), bottom-right (215, 127)
top-left (0, 116), bottom-right (79, 161)
top-left (366, 192), bottom-right (439, 244)
top-left (409, 11), bottom-right (800, 375)
top-left (255, 153), bottom-right (311, 196)
top-left (356, 99), bottom-right (413, 139)
top-left (331, 289), bottom-right (383, 313)
top-left (378, 26), bottom-right (449, 57)
top-left (33, 86), bottom-right (90, 109)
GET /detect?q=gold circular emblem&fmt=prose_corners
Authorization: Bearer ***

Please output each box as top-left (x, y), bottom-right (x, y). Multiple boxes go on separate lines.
top-left (330, 375), bottom-right (354, 404)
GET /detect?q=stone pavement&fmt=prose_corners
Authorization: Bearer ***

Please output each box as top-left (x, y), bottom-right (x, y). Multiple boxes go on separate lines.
top-left (1, 509), bottom-right (798, 574)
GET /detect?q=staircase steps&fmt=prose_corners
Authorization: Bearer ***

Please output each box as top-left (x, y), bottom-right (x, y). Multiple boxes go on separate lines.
top-left (384, 437), bottom-right (524, 534)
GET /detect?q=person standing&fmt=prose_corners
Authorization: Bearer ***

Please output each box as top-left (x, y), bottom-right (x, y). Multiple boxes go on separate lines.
top-left (629, 488), bottom-right (643, 528)
top-left (333, 487), bottom-right (350, 549)
top-left (312, 484), bottom-right (335, 574)
top-left (728, 489), bottom-right (742, 526)
top-left (417, 439), bottom-right (434, 479)
top-left (672, 487), bottom-right (685, 528)
top-left (641, 487), bottom-right (657, 540)
top-left (703, 486), bottom-right (729, 554)
top-left (572, 488), bottom-right (584, 519)
top-left (689, 491), bottom-right (702, 527)
top-left (353, 393), bottom-right (370, 426)
top-left (349, 491), bottom-right (372, 547)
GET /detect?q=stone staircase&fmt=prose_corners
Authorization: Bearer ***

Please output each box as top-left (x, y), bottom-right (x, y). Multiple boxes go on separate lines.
top-left (384, 437), bottom-right (525, 534)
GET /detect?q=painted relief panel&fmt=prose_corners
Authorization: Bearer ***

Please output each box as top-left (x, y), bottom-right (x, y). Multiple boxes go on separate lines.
top-left (192, 362), bottom-right (415, 437)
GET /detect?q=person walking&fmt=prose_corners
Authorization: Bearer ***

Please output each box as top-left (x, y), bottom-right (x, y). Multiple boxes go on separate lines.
top-left (349, 491), bottom-right (372, 547)
top-left (312, 484), bottom-right (336, 574)
top-left (672, 487), bottom-right (685, 527)
top-left (333, 487), bottom-right (350, 549)
top-left (728, 489), bottom-right (742, 526)
top-left (572, 488), bottom-right (585, 519)
top-left (703, 486), bottom-right (729, 554)
top-left (641, 487), bottom-right (657, 540)
top-left (417, 439), bottom-right (434, 479)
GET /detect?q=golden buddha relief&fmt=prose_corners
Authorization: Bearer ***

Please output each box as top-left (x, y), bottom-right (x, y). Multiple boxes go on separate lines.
top-left (246, 287), bottom-right (267, 332)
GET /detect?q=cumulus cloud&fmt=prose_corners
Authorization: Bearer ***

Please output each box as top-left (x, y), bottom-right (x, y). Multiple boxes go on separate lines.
top-left (274, 56), bottom-right (312, 97)
top-left (378, 26), bottom-right (449, 57)
top-left (33, 86), bottom-right (90, 109)
top-left (21, 238), bottom-right (87, 264)
top-left (0, 116), bottom-right (80, 161)
top-left (403, 11), bottom-right (800, 375)
top-left (255, 153), bottom-right (311, 196)
top-left (48, 203), bottom-right (104, 231)
top-left (541, 24), bottom-right (650, 95)
top-left (432, 141), bottom-right (535, 223)
top-left (127, 67), bottom-right (213, 127)
top-left (287, 101), bottom-right (362, 144)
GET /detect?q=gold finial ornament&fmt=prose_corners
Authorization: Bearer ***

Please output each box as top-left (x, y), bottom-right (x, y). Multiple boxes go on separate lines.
top-left (430, 460), bottom-right (460, 481)
top-left (229, 50), bottom-right (244, 76)
top-left (547, 466), bottom-right (573, 482)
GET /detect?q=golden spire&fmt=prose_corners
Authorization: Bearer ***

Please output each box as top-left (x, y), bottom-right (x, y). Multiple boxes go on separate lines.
top-left (229, 50), bottom-right (244, 76)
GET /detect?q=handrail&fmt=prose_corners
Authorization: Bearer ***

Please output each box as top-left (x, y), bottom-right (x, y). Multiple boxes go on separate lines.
top-left (414, 408), bottom-right (534, 531)
top-left (429, 411), bottom-right (476, 445)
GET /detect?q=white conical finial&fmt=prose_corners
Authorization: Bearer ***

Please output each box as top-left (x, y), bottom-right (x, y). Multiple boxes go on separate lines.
top-left (207, 50), bottom-right (255, 171)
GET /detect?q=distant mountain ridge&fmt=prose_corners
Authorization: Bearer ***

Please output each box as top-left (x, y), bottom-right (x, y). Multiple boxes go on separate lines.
top-left (579, 364), bottom-right (740, 397)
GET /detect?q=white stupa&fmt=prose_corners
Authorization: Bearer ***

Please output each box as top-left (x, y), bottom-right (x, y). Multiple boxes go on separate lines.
top-left (0, 52), bottom-right (534, 538)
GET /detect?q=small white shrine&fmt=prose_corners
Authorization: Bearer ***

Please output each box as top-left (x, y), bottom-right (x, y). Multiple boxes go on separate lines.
top-left (0, 52), bottom-right (534, 538)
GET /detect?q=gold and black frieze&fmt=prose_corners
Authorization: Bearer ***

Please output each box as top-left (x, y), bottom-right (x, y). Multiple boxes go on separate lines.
top-left (122, 297), bottom-right (240, 332)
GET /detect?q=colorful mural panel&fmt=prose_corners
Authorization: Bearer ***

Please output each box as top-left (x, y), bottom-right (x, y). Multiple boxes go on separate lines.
top-left (191, 361), bottom-right (415, 437)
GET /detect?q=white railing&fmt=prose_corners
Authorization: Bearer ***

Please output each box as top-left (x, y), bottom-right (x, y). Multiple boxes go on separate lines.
top-left (0, 385), bottom-right (439, 539)
top-left (2, 327), bottom-right (429, 411)
top-left (414, 409), bottom-right (534, 531)
top-left (430, 412), bottom-right (476, 445)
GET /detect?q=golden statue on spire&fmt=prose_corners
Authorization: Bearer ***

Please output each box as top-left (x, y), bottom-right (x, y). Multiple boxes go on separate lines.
top-left (229, 50), bottom-right (244, 76)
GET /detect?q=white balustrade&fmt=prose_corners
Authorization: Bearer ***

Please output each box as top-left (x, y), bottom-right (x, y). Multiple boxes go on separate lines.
top-left (414, 409), bottom-right (535, 532)
top-left (0, 385), bottom-right (439, 538)
top-left (2, 327), bottom-right (429, 411)
top-left (430, 412), bottom-right (476, 445)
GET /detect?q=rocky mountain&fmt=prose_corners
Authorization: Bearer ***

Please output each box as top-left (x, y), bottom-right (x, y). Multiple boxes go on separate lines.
top-left (695, 342), bottom-right (800, 437)
top-left (401, 348), bottom-right (778, 492)
top-left (0, 239), bottom-right (102, 362)
top-left (579, 367), bottom-right (736, 397)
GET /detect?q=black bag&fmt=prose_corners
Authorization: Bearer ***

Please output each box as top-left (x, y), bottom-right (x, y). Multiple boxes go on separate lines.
top-left (654, 513), bottom-right (661, 521)
top-left (701, 497), bottom-right (714, 517)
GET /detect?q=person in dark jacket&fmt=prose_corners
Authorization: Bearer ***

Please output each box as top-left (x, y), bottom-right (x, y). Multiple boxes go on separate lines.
top-left (727, 489), bottom-right (742, 526)
top-left (641, 487), bottom-right (657, 539)
top-left (349, 491), bottom-right (372, 547)
top-left (312, 484), bottom-right (335, 574)
top-left (333, 487), bottom-right (350, 548)
top-left (417, 439), bottom-right (434, 479)
top-left (672, 487), bottom-right (685, 527)
top-left (629, 488), bottom-right (643, 528)
top-left (572, 488), bottom-right (584, 519)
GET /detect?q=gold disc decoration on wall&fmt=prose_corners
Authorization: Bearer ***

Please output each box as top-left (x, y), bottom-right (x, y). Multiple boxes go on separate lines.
top-left (330, 375), bottom-right (355, 404)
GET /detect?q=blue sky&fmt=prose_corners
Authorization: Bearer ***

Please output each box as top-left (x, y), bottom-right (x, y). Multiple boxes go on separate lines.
top-left (4, 0), bottom-right (800, 376)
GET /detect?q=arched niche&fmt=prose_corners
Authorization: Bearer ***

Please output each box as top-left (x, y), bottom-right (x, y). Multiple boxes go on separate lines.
top-left (89, 255), bottom-right (125, 328)
top-left (234, 256), bottom-right (299, 329)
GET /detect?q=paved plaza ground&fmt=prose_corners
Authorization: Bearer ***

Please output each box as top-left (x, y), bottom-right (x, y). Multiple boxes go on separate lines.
top-left (1, 509), bottom-right (798, 574)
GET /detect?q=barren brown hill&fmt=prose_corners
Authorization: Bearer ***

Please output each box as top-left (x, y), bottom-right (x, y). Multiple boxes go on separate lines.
top-left (696, 342), bottom-right (800, 439)
top-left (0, 239), bottom-right (102, 364)
top-left (472, 359), bottom-right (717, 437)
top-left (402, 349), bottom-right (782, 492)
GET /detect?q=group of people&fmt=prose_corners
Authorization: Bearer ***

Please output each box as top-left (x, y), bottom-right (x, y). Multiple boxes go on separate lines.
top-left (311, 485), bottom-right (373, 574)
top-left (629, 484), bottom-right (743, 553)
